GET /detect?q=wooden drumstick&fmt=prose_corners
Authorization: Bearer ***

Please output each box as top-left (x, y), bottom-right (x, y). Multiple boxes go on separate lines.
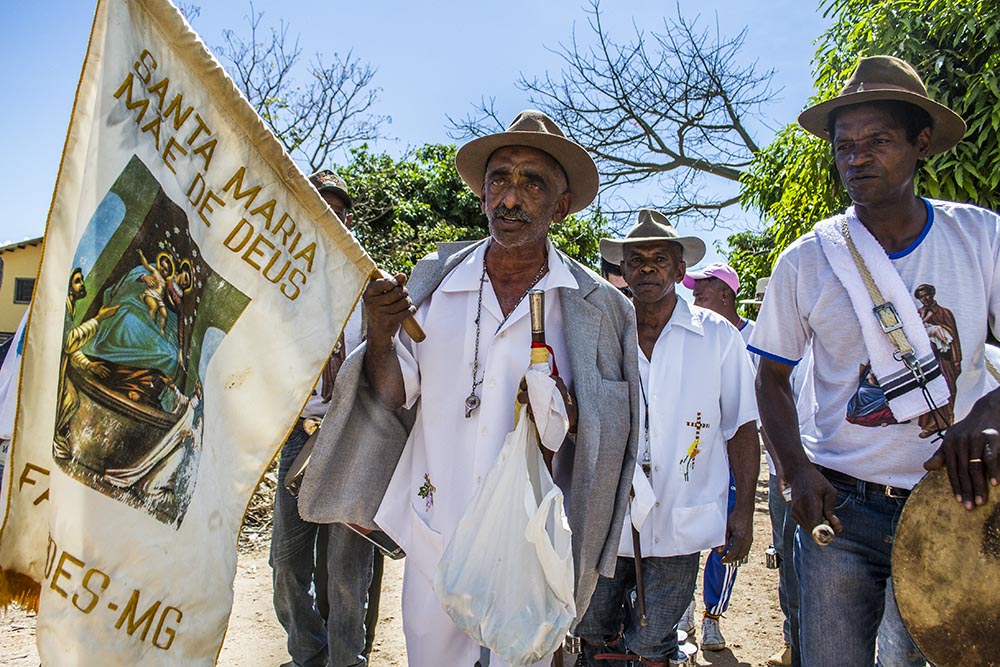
top-left (812, 521), bottom-right (835, 546)
top-left (374, 269), bottom-right (426, 342)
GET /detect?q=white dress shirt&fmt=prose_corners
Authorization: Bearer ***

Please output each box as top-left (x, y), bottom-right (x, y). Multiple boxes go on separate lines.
top-left (619, 297), bottom-right (757, 557)
top-left (375, 240), bottom-right (577, 578)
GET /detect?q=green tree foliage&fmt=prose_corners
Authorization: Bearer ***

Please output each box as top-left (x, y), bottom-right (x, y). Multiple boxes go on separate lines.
top-left (735, 0), bottom-right (1000, 275)
top-left (337, 144), bottom-right (611, 273)
top-left (717, 227), bottom-right (777, 317)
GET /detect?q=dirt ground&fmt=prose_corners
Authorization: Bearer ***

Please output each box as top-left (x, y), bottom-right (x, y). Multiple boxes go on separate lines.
top-left (1, 458), bottom-right (786, 666)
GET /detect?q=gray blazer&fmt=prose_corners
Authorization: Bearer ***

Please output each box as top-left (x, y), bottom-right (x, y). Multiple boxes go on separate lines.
top-left (298, 240), bottom-right (639, 623)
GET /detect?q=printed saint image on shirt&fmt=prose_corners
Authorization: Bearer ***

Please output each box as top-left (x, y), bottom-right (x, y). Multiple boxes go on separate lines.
top-left (845, 283), bottom-right (960, 436)
top-left (915, 283), bottom-right (960, 437)
top-left (53, 155), bottom-right (250, 527)
top-left (846, 362), bottom-right (899, 428)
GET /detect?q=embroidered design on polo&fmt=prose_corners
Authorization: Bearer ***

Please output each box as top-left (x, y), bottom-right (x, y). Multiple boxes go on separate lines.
top-left (680, 412), bottom-right (711, 481)
top-left (417, 473), bottom-right (436, 511)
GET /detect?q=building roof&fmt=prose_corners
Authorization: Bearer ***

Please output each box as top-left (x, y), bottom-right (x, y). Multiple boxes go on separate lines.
top-left (0, 237), bottom-right (42, 255)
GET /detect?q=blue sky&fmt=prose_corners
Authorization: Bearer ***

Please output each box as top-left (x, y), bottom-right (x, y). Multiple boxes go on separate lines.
top-left (0, 1), bottom-right (829, 269)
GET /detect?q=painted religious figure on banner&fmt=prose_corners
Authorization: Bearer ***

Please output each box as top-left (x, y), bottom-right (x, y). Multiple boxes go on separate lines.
top-left (52, 155), bottom-right (250, 527)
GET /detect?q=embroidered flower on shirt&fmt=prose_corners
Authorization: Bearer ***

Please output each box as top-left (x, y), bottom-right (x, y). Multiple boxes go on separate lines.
top-left (417, 473), bottom-right (436, 511)
top-left (680, 439), bottom-right (701, 481)
top-left (679, 412), bottom-right (711, 482)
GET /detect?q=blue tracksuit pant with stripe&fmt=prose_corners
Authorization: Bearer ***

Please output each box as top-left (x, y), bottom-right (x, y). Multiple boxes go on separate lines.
top-left (703, 472), bottom-right (737, 615)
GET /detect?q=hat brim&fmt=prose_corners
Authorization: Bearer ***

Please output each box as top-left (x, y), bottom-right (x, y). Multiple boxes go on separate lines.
top-left (798, 89), bottom-right (966, 155)
top-left (455, 131), bottom-right (599, 214)
top-left (313, 184), bottom-right (353, 208)
top-left (599, 236), bottom-right (706, 267)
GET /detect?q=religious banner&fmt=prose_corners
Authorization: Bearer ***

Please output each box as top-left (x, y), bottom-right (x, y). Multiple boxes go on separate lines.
top-left (0, 0), bottom-right (373, 663)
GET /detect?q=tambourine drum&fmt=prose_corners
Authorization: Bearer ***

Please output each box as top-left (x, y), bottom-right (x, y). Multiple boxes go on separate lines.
top-left (893, 468), bottom-right (1000, 666)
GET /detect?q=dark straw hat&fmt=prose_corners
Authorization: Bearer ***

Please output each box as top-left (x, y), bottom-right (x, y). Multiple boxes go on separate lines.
top-left (798, 55), bottom-right (966, 155)
top-left (600, 209), bottom-right (706, 266)
top-left (455, 110), bottom-right (599, 213)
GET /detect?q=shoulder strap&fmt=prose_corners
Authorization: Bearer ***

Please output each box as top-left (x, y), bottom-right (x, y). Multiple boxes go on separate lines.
top-left (838, 217), bottom-right (923, 378)
top-left (986, 352), bottom-right (1000, 383)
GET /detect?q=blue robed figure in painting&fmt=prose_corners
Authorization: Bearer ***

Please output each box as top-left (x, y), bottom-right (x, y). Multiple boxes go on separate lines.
top-left (84, 264), bottom-right (185, 383)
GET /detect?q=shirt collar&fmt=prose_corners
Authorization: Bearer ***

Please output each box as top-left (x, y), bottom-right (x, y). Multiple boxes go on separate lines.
top-left (439, 239), bottom-right (578, 293)
top-left (663, 295), bottom-right (704, 337)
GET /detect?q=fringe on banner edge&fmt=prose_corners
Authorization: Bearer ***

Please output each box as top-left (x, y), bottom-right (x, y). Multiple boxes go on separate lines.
top-left (0, 568), bottom-right (41, 612)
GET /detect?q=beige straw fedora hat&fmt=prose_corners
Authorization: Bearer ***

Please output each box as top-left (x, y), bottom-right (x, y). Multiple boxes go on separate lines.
top-left (455, 109), bottom-right (599, 214)
top-left (600, 209), bottom-right (706, 266)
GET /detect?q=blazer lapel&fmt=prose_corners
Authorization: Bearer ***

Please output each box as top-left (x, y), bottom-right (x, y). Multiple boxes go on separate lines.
top-left (408, 240), bottom-right (484, 308)
top-left (560, 262), bottom-right (602, 372)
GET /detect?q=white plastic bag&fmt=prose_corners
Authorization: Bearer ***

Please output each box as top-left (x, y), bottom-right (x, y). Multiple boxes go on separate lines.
top-left (433, 403), bottom-right (576, 666)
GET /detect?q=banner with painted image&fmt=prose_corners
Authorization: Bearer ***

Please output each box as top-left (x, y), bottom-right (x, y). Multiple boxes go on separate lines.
top-left (0, 0), bottom-right (373, 664)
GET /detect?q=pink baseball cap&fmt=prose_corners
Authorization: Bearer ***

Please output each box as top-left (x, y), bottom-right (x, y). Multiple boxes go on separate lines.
top-left (682, 262), bottom-right (740, 294)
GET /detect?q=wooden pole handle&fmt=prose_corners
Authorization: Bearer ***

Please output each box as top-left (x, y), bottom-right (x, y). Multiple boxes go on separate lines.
top-left (374, 269), bottom-right (426, 343)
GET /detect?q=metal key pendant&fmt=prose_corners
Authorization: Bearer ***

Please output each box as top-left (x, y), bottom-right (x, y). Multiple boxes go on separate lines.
top-left (465, 393), bottom-right (480, 418)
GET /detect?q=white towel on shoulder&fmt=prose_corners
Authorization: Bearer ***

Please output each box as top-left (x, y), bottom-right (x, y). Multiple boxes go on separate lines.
top-left (814, 207), bottom-right (950, 422)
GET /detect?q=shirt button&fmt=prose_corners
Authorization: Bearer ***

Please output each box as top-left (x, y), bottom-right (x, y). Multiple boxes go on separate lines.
top-left (655, 501), bottom-right (660, 508)
top-left (489, 379), bottom-right (496, 388)
top-left (654, 537), bottom-right (660, 544)
top-left (481, 427), bottom-right (488, 436)
top-left (654, 465), bottom-right (660, 472)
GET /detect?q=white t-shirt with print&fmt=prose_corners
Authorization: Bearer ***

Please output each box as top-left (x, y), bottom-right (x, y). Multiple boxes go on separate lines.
top-left (749, 199), bottom-right (1000, 489)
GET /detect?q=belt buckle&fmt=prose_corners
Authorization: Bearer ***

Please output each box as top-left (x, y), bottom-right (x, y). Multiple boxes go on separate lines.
top-left (884, 485), bottom-right (906, 499)
top-left (872, 303), bottom-right (904, 334)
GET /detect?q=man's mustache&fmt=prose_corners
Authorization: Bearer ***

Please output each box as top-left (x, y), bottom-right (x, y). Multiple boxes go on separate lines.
top-left (492, 204), bottom-right (533, 223)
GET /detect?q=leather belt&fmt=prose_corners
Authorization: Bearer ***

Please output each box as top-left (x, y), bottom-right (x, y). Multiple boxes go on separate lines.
top-left (817, 465), bottom-right (911, 499)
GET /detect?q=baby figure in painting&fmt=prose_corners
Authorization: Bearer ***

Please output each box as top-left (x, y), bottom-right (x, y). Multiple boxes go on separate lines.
top-left (138, 249), bottom-right (173, 332)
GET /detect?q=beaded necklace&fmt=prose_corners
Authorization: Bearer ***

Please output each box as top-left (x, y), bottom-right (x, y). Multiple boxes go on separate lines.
top-left (464, 248), bottom-right (548, 418)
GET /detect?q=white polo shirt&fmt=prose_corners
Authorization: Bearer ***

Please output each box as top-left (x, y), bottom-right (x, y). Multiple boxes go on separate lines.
top-left (375, 240), bottom-right (576, 579)
top-left (618, 296), bottom-right (757, 558)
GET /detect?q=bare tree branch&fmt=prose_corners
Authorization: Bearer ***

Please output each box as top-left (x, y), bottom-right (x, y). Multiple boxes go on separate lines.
top-left (217, 3), bottom-right (389, 172)
top-left (446, 97), bottom-right (507, 139)
top-left (449, 0), bottom-right (775, 224)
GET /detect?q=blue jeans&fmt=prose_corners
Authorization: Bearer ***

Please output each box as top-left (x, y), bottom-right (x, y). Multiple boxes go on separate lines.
top-left (794, 474), bottom-right (928, 667)
top-left (768, 474), bottom-right (799, 662)
top-left (271, 428), bottom-right (378, 667)
top-left (577, 554), bottom-right (699, 665)
top-left (876, 578), bottom-right (928, 667)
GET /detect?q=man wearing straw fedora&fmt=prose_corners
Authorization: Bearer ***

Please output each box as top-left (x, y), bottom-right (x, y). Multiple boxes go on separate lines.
top-left (577, 211), bottom-right (759, 666)
top-left (297, 110), bottom-right (639, 666)
top-left (751, 55), bottom-right (1000, 666)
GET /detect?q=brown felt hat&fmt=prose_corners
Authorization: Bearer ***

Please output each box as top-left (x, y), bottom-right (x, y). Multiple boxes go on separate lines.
top-left (599, 209), bottom-right (706, 266)
top-left (455, 109), bottom-right (599, 214)
top-left (798, 55), bottom-right (966, 155)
